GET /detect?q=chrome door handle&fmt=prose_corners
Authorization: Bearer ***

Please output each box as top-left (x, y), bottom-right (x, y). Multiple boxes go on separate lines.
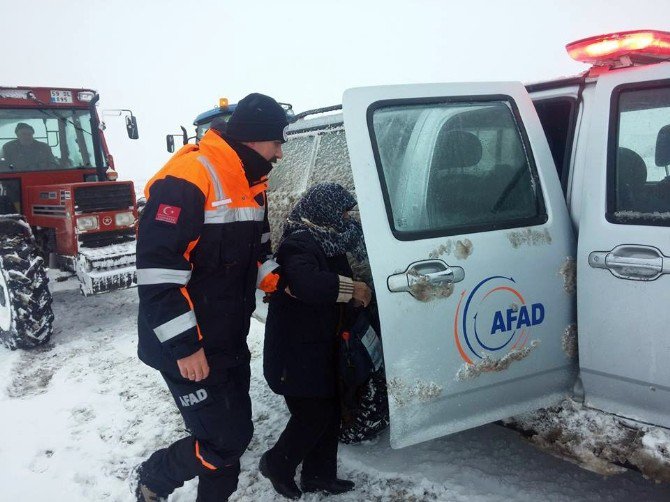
top-left (423, 269), bottom-right (460, 285)
top-left (387, 259), bottom-right (465, 296)
top-left (589, 245), bottom-right (670, 281)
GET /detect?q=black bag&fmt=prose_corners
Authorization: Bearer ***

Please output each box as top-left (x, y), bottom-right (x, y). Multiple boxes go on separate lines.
top-left (337, 307), bottom-right (389, 442)
top-left (338, 309), bottom-right (382, 395)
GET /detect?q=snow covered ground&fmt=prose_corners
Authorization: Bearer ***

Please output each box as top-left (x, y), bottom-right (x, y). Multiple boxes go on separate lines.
top-left (1, 281), bottom-right (669, 501)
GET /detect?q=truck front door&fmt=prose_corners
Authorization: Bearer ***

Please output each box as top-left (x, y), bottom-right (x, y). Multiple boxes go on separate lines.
top-left (343, 82), bottom-right (578, 448)
top-left (577, 62), bottom-right (670, 428)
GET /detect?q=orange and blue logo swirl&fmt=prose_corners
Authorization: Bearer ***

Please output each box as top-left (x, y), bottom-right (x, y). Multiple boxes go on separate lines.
top-left (454, 275), bottom-right (545, 364)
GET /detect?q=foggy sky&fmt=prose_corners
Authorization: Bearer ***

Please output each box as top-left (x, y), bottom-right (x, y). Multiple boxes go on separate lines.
top-left (3, 0), bottom-right (669, 186)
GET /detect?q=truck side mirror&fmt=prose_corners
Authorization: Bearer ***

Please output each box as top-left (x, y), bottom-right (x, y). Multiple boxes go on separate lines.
top-left (166, 135), bottom-right (175, 153)
top-left (126, 115), bottom-right (139, 140)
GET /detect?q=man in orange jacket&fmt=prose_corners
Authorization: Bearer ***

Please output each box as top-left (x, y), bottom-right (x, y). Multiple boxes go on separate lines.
top-left (133, 93), bottom-right (288, 501)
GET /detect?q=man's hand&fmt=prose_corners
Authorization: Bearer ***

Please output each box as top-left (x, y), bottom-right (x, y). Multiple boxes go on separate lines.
top-left (352, 281), bottom-right (372, 307)
top-left (177, 348), bottom-right (210, 382)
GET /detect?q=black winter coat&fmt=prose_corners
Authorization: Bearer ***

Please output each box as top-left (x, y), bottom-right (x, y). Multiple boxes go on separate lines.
top-left (137, 131), bottom-right (275, 376)
top-left (263, 230), bottom-right (354, 398)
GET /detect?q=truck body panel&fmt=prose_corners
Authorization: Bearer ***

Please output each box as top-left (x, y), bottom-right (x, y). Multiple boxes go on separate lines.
top-left (575, 62), bottom-right (670, 428)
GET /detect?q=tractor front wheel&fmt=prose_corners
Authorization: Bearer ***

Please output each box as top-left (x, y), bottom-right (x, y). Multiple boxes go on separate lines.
top-left (0, 216), bottom-right (54, 349)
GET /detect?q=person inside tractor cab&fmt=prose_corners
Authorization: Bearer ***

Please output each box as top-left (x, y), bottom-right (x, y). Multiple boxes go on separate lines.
top-left (1, 122), bottom-right (58, 171)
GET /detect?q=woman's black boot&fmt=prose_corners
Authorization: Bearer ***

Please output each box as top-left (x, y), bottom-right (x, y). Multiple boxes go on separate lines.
top-left (300, 476), bottom-right (355, 495)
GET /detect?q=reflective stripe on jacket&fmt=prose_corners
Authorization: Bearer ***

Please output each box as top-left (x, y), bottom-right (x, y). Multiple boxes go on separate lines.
top-left (137, 130), bottom-right (274, 372)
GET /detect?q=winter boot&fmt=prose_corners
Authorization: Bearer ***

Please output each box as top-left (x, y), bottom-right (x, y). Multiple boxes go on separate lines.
top-left (129, 463), bottom-right (168, 502)
top-left (259, 451), bottom-right (302, 500)
top-left (301, 476), bottom-right (355, 495)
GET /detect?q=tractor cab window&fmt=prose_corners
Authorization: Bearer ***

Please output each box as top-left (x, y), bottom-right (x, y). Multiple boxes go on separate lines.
top-left (195, 113), bottom-right (234, 142)
top-left (0, 108), bottom-right (101, 172)
top-left (195, 121), bottom-right (212, 142)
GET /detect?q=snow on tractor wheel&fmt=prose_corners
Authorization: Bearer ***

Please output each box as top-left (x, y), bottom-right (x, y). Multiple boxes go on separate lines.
top-left (0, 216), bottom-right (54, 349)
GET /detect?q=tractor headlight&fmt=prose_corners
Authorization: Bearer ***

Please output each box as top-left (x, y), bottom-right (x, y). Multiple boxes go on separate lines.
top-left (114, 211), bottom-right (135, 227)
top-left (76, 216), bottom-right (99, 231)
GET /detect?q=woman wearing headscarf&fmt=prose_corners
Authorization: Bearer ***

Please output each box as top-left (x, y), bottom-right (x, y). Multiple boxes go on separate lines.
top-left (259, 183), bottom-right (371, 499)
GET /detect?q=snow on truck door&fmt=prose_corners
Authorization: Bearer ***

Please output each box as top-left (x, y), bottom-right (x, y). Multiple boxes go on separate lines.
top-left (343, 83), bottom-right (577, 448)
top-left (577, 62), bottom-right (670, 428)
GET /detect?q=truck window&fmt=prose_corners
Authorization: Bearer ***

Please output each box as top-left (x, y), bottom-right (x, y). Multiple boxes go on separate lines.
top-left (306, 130), bottom-right (355, 194)
top-left (609, 83), bottom-right (670, 225)
top-left (533, 98), bottom-right (576, 193)
top-left (269, 134), bottom-right (316, 191)
top-left (267, 134), bottom-right (317, 245)
top-left (370, 100), bottom-right (546, 239)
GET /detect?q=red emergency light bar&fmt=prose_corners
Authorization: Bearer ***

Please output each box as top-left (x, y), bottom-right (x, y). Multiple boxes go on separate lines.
top-left (567, 30), bottom-right (670, 65)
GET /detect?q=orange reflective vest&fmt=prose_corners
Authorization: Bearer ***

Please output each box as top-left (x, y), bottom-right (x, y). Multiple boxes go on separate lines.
top-left (136, 130), bottom-right (278, 371)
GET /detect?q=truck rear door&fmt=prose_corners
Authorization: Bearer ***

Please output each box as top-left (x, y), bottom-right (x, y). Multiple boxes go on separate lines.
top-left (577, 62), bottom-right (670, 428)
top-left (343, 83), bottom-right (577, 448)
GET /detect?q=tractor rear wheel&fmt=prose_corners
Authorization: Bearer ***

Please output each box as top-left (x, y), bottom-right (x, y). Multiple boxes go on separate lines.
top-left (0, 216), bottom-right (54, 349)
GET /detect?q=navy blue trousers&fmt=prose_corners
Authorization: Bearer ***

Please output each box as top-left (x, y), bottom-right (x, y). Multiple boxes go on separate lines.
top-left (141, 364), bottom-right (253, 501)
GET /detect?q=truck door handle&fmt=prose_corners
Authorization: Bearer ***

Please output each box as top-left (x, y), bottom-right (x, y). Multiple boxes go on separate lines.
top-left (588, 244), bottom-right (670, 281)
top-left (387, 259), bottom-right (465, 295)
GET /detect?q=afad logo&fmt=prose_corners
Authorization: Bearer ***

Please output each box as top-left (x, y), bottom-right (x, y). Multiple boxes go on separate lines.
top-left (454, 275), bottom-right (545, 364)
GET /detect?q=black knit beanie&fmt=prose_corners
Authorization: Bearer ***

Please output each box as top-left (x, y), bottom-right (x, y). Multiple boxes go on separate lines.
top-left (225, 93), bottom-right (289, 143)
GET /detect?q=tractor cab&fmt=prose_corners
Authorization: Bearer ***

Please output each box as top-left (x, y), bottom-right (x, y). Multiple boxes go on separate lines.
top-left (0, 88), bottom-right (138, 214)
top-left (194, 98), bottom-right (239, 142)
top-left (0, 86), bottom-right (140, 298)
top-left (0, 96), bottom-right (100, 213)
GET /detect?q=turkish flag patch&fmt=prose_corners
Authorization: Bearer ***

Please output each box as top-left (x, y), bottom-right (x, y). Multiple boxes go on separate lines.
top-left (156, 204), bottom-right (182, 224)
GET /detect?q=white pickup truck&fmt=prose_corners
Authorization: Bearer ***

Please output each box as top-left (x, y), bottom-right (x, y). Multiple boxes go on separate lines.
top-left (266, 29), bottom-right (670, 480)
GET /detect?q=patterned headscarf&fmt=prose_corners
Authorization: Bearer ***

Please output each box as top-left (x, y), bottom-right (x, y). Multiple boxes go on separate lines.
top-left (282, 183), bottom-right (367, 262)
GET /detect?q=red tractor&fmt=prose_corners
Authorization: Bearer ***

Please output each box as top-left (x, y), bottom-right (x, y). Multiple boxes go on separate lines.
top-left (0, 86), bottom-right (139, 349)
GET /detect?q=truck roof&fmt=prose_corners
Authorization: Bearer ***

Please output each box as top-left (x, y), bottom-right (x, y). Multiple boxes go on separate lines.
top-left (524, 74), bottom-right (587, 93)
top-left (287, 105), bottom-right (344, 133)
top-left (287, 61), bottom-right (666, 126)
